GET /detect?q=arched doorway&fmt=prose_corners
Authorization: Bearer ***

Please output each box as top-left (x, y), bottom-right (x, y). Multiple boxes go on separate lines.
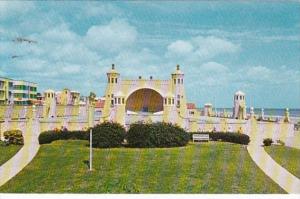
top-left (126, 88), bottom-right (163, 113)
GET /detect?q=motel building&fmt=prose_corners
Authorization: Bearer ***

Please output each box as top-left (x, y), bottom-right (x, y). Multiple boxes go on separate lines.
top-left (13, 80), bottom-right (38, 105)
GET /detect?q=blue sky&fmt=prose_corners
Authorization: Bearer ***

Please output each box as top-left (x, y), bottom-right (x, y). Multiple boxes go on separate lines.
top-left (0, 1), bottom-right (299, 108)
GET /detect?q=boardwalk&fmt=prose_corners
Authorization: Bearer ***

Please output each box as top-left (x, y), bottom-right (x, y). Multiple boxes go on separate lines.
top-left (246, 119), bottom-right (300, 193)
top-left (0, 119), bottom-right (40, 187)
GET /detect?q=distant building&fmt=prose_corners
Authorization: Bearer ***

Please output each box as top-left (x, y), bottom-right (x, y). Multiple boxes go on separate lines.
top-left (187, 103), bottom-right (197, 116)
top-left (36, 92), bottom-right (44, 105)
top-left (44, 88), bottom-right (80, 106)
top-left (0, 77), bottom-right (14, 105)
top-left (71, 91), bottom-right (80, 105)
top-left (13, 80), bottom-right (37, 105)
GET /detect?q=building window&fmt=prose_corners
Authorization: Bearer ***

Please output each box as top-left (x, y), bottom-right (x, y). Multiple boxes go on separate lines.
top-left (111, 94), bottom-right (114, 98)
top-left (177, 100), bottom-right (180, 106)
top-left (178, 79), bottom-right (180, 84)
top-left (164, 98), bottom-right (167, 105)
top-left (111, 99), bottom-right (114, 105)
top-left (122, 98), bottom-right (125, 104)
top-left (115, 78), bottom-right (117, 83)
top-left (181, 79), bottom-right (183, 84)
top-left (177, 95), bottom-right (180, 98)
top-left (172, 98), bottom-right (174, 104)
top-left (168, 98), bottom-right (171, 105)
top-left (174, 79), bottom-right (176, 84)
top-left (118, 98), bottom-right (120, 104)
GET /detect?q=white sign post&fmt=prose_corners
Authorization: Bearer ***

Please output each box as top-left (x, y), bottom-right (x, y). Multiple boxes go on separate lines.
top-left (89, 128), bottom-right (92, 171)
top-left (88, 104), bottom-right (95, 171)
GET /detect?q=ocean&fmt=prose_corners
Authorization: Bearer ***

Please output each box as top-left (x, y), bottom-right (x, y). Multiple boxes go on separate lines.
top-left (211, 108), bottom-right (300, 118)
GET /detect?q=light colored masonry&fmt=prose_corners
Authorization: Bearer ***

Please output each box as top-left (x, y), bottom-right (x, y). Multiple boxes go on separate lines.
top-left (102, 64), bottom-right (188, 128)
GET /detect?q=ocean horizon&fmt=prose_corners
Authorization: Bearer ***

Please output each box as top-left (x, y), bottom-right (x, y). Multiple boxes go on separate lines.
top-left (203, 108), bottom-right (300, 118)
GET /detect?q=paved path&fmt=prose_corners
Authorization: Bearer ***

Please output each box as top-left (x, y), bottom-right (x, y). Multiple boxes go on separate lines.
top-left (0, 119), bottom-right (40, 187)
top-left (246, 120), bottom-right (300, 193)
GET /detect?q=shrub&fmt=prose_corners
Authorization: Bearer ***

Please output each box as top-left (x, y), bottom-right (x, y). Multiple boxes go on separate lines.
top-left (92, 122), bottom-right (126, 148)
top-left (189, 132), bottom-right (250, 145)
top-left (127, 122), bottom-right (190, 148)
top-left (276, 139), bottom-right (285, 146)
top-left (263, 138), bottom-right (273, 146)
top-left (39, 130), bottom-right (88, 144)
top-left (3, 130), bottom-right (24, 145)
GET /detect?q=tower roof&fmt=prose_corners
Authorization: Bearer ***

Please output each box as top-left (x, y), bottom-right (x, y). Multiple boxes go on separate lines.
top-left (235, 90), bottom-right (245, 96)
top-left (44, 89), bottom-right (55, 93)
top-left (108, 64), bottom-right (119, 74)
top-left (172, 64), bottom-right (184, 75)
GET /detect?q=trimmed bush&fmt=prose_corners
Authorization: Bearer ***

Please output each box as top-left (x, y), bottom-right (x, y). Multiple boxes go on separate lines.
top-left (92, 122), bottom-right (126, 148)
top-left (3, 130), bottom-right (24, 145)
top-left (39, 130), bottom-right (88, 144)
top-left (263, 138), bottom-right (273, 146)
top-left (190, 132), bottom-right (250, 145)
top-left (127, 122), bottom-right (190, 148)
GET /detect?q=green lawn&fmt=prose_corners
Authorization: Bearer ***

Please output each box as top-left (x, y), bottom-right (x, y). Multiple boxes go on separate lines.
top-left (265, 145), bottom-right (300, 179)
top-left (0, 142), bottom-right (22, 166)
top-left (0, 140), bottom-right (285, 193)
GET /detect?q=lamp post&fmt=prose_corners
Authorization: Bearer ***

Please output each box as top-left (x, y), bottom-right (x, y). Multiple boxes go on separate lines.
top-left (89, 127), bottom-right (92, 171)
top-left (88, 103), bottom-right (95, 171)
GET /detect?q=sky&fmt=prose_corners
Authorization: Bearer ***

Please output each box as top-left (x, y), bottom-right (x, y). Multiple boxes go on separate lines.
top-left (0, 1), bottom-right (299, 108)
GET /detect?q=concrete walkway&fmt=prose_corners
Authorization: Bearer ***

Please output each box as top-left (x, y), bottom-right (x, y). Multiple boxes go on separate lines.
top-left (247, 120), bottom-right (300, 193)
top-left (0, 119), bottom-right (40, 187)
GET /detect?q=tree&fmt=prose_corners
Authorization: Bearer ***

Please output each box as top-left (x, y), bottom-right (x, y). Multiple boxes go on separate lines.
top-left (89, 92), bottom-right (96, 105)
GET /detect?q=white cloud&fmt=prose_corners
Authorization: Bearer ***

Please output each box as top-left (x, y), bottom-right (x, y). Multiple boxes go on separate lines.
top-left (0, 1), bottom-right (35, 19)
top-left (167, 40), bottom-right (194, 56)
top-left (61, 64), bottom-right (81, 74)
top-left (199, 61), bottom-right (229, 73)
top-left (166, 35), bottom-right (240, 63)
top-left (84, 19), bottom-right (137, 53)
top-left (80, 2), bottom-right (123, 18)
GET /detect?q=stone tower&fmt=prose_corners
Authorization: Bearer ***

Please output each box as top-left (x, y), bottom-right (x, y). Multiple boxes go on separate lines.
top-left (170, 64), bottom-right (188, 125)
top-left (43, 89), bottom-right (56, 118)
top-left (233, 91), bottom-right (246, 120)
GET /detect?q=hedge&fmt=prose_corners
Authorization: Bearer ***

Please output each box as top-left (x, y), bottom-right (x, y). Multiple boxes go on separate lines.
top-left (189, 132), bottom-right (250, 145)
top-left (39, 130), bottom-right (88, 144)
top-left (127, 122), bottom-right (190, 148)
top-left (263, 138), bottom-right (273, 146)
top-left (91, 122), bottom-right (126, 148)
top-left (3, 130), bottom-right (24, 145)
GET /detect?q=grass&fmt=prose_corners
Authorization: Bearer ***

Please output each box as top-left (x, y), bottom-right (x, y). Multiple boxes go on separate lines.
top-left (0, 141), bottom-right (22, 166)
top-left (0, 140), bottom-right (285, 193)
top-left (265, 145), bottom-right (300, 179)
